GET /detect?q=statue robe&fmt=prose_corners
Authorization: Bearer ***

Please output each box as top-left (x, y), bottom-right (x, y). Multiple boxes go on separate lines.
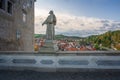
top-left (43, 14), bottom-right (56, 40)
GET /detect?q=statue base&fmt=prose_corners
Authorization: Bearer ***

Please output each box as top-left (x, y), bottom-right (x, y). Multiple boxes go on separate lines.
top-left (39, 40), bottom-right (57, 53)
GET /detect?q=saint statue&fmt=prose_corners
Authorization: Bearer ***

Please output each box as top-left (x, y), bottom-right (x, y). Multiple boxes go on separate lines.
top-left (42, 10), bottom-right (57, 40)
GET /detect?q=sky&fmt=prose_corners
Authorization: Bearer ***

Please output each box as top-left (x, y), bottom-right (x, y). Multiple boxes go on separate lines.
top-left (35, 0), bottom-right (120, 37)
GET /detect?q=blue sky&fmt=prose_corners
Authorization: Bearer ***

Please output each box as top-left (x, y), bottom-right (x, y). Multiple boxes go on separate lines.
top-left (35, 0), bottom-right (120, 36)
top-left (35, 0), bottom-right (120, 21)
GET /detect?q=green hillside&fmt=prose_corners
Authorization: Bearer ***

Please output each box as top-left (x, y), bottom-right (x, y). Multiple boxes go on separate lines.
top-left (34, 34), bottom-right (82, 39)
top-left (34, 34), bottom-right (45, 38)
top-left (87, 30), bottom-right (120, 50)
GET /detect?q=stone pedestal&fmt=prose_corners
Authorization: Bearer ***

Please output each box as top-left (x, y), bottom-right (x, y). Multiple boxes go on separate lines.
top-left (39, 40), bottom-right (56, 53)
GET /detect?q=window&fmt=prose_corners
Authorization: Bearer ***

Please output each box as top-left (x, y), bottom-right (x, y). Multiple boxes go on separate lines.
top-left (7, 1), bottom-right (13, 14)
top-left (0, 0), bottom-right (13, 14)
top-left (23, 12), bottom-right (27, 22)
top-left (0, 0), bottom-right (6, 10)
top-left (30, 0), bottom-right (33, 7)
top-left (26, 0), bottom-right (33, 8)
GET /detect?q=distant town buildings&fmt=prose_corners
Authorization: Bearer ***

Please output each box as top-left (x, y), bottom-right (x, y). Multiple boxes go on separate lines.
top-left (0, 0), bottom-right (36, 51)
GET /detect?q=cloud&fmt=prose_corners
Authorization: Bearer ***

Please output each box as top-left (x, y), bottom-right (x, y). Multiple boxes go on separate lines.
top-left (35, 9), bottom-right (120, 37)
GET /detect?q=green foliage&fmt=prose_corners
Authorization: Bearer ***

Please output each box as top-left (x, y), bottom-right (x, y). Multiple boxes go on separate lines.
top-left (34, 34), bottom-right (83, 40)
top-left (87, 30), bottom-right (120, 48)
top-left (55, 34), bottom-right (66, 39)
top-left (55, 34), bottom-right (82, 40)
top-left (94, 44), bottom-right (100, 50)
top-left (34, 34), bottom-right (45, 38)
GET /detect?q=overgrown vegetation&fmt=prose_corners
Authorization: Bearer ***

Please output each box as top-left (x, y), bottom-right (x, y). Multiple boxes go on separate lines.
top-left (87, 30), bottom-right (120, 50)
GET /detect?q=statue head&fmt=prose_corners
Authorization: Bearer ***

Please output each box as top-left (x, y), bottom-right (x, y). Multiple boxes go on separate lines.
top-left (49, 10), bottom-right (54, 14)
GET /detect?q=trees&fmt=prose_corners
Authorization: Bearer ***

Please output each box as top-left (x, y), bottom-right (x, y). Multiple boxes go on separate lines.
top-left (86, 30), bottom-right (120, 49)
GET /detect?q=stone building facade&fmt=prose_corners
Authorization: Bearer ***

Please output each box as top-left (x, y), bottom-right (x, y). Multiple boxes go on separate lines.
top-left (0, 0), bottom-right (36, 51)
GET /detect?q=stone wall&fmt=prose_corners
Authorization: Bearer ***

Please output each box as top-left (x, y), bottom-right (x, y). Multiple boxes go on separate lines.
top-left (0, 0), bottom-right (35, 51)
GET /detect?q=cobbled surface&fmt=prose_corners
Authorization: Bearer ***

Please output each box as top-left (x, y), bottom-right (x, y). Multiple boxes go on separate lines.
top-left (0, 70), bottom-right (120, 80)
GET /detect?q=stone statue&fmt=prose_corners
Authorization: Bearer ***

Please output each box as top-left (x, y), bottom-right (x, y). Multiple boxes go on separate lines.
top-left (42, 10), bottom-right (57, 40)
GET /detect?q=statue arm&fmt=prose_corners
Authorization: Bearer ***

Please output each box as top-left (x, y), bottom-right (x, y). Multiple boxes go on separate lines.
top-left (42, 16), bottom-right (49, 26)
top-left (42, 15), bottom-right (55, 26)
top-left (42, 19), bottom-right (47, 26)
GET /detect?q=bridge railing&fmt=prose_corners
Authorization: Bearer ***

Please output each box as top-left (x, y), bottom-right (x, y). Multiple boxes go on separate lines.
top-left (0, 51), bottom-right (120, 71)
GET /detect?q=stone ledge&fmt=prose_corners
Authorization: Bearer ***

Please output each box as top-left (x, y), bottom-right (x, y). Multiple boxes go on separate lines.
top-left (0, 51), bottom-right (120, 56)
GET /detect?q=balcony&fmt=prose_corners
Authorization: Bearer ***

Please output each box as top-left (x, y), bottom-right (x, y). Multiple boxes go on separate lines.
top-left (0, 51), bottom-right (120, 72)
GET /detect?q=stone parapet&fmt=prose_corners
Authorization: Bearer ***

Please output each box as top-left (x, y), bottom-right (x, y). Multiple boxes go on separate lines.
top-left (0, 51), bottom-right (120, 72)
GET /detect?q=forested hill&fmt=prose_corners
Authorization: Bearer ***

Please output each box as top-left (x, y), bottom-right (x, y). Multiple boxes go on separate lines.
top-left (87, 30), bottom-right (120, 50)
top-left (34, 34), bottom-right (83, 39)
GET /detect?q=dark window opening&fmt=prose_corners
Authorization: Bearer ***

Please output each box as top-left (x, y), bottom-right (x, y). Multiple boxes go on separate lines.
top-left (0, 0), bottom-right (6, 10)
top-left (30, 0), bottom-right (33, 7)
top-left (7, 1), bottom-right (12, 14)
